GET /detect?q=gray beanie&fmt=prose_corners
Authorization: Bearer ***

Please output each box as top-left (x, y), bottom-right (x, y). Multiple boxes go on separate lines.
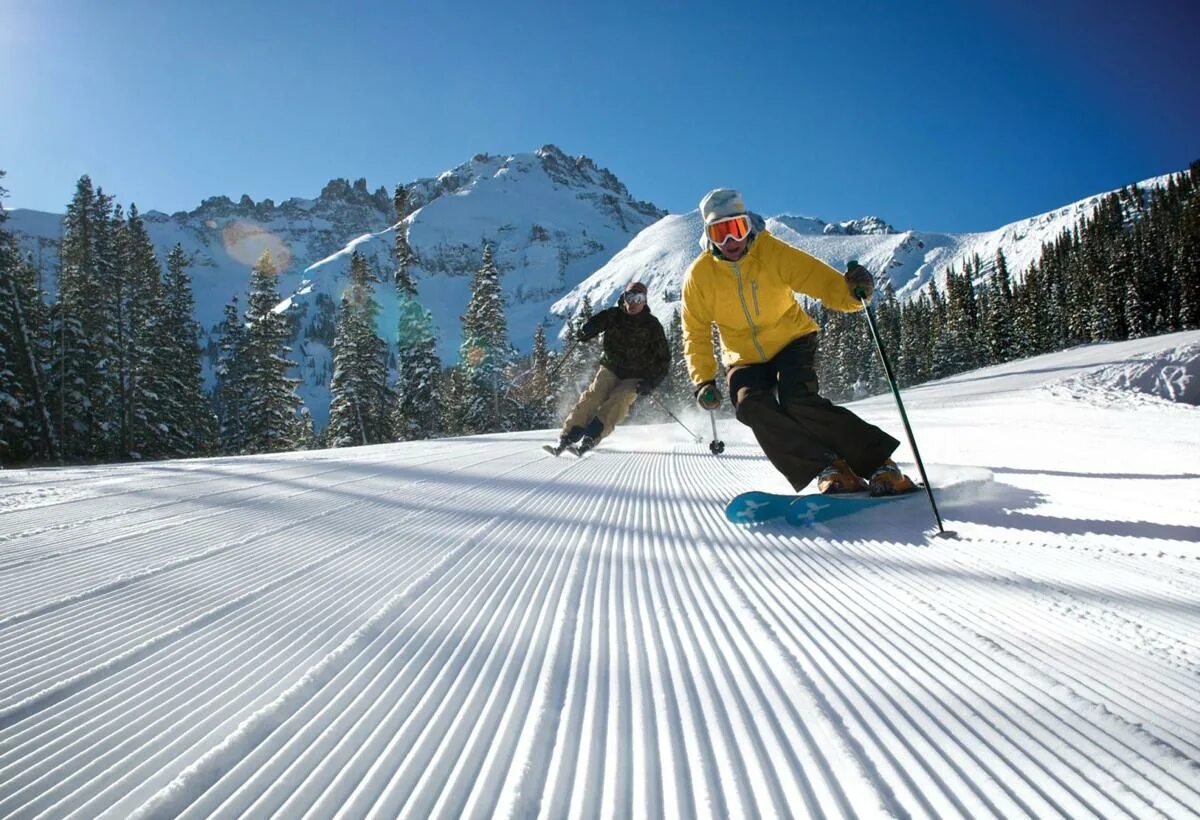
top-left (699, 188), bottom-right (747, 224)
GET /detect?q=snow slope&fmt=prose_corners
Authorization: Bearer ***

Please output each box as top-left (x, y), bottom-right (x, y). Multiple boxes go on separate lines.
top-left (1, 331), bottom-right (1199, 818)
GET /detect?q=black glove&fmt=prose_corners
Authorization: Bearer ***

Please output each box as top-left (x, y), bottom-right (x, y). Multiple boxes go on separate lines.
top-left (694, 380), bottom-right (722, 410)
top-left (575, 330), bottom-right (592, 342)
top-left (636, 380), bottom-right (653, 396)
top-left (845, 261), bottom-right (874, 301)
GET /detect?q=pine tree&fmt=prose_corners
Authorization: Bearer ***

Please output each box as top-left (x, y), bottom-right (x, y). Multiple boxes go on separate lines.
top-left (49, 177), bottom-right (124, 461)
top-left (982, 249), bottom-right (1016, 363)
top-left (558, 295), bottom-right (599, 410)
top-left (458, 242), bottom-right (511, 433)
top-left (241, 251), bottom-right (306, 453)
top-left (0, 171), bottom-right (57, 463)
top-left (214, 298), bottom-right (249, 452)
top-left (868, 281), bottom-right (900, 394)
top-left (121, 204), bottom-right (171, 458)
top-left (160, 244), bottom-right (215, 455)
top-left (935, 264), bottom-right (984, 376)
top-left (392, 184), bottom-right (418, 290)
top-left (664, 307), bottom-right (694, 409)
top-left (391, 210), bottom-right (442, 441)
top-left (897, 293), bottom-right (934, 386)
top-left (1173, 168), bottom-right (1200, 329)
top-left (329, 250), bottom-right (392, 447)
top-left (503, 325), bottom-right (555, 430)
top-left (439, 365), bottom-right (470, 437)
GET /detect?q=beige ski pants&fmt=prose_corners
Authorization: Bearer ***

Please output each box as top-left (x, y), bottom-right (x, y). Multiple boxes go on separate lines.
top-left (561, 366), bottom-right (640, 442)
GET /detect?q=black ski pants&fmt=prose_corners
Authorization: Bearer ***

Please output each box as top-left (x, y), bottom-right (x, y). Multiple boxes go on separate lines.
top-left (728, 333), bottom-right (899, 492)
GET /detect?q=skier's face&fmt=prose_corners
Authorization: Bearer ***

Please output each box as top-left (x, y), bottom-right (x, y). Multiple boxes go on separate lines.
top-left (623, 292), bottom-right (646, 314)
top-left (717, 234), bottom-right (749, 261)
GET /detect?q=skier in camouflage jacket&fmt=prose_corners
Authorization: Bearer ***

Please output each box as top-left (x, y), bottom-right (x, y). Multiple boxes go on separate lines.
top-left (550, 281), bottom-right (670, 454)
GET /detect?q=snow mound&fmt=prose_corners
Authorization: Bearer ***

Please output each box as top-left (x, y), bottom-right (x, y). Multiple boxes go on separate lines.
top-left (1050, 341), bottom-right (1200, 406)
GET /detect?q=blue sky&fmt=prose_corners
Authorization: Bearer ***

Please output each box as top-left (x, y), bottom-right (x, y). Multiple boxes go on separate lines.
top-left (2, 0), bottom-right (1197, 232)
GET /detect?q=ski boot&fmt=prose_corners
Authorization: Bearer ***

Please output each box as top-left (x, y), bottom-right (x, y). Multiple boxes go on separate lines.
top-left (817, 457), bottom-right (868, 494)
top-left (867, 459), bottom-right (918, 496)
top-left (542, 434), bottom-right (573, 457)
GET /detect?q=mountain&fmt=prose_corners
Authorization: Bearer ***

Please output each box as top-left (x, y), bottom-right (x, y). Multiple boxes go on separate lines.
top-left (4, 147), bottom-right (1176, 424)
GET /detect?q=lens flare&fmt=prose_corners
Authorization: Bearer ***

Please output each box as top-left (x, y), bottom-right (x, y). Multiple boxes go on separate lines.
top-left (221, 221), bottom-right (293, 270)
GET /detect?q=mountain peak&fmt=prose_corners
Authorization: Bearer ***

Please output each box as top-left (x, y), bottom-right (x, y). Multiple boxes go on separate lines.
top-left (771, 214), bottom-right (897, 236)
top-left (318, 177), bottom-right (391, 210)
top-left (825, 216), bottom-right (896, 235)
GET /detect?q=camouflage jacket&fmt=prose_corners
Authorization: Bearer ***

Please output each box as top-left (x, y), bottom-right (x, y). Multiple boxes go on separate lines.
top-left (579, 306), bottom-right (670, 388)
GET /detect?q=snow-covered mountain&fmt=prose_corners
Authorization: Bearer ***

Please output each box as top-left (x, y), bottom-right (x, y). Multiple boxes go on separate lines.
top-left (4, 146), bottom-right (1177, 424)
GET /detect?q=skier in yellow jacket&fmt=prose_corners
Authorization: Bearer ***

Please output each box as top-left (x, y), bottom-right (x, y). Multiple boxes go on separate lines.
top-left (680, 188), bottom-right (916, 496)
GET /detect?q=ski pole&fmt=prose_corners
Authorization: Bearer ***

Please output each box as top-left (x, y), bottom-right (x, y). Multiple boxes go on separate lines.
top-left (546, 338), bottom-right (579, 382)
top-left (500, 337), bottom-right (578, 409)
top-left (648, 394), bottom-right (703, 444)
top-left (708, 409), bottom-right (726, 454)
top-left (852, 277), bottom-right (950, 537)
top-left (509, 338), bottom-right (578, 387)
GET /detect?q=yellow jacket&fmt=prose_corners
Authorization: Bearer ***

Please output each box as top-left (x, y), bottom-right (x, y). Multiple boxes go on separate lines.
top-left (681, 230), bottom-right (864, 385)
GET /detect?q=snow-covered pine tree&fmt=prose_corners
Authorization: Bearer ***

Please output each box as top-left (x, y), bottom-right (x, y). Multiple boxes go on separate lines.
top-left (459, 242), bottom-right (512, 433)
top-left (1089, 194), bottom-right (1128, 342)
top-left (328, 250), bottom-right (392, 447)
top-left (1177, 166), bottom-right (1200, 329)
top-left (214, 298), bottom-right (249, 453)
top-left (856, 280), bottom-right (894, 395)
top-left (438, 365), bottom-right (470, 437)
top-left (159, 244), bottom-right (214, 455)
top-left (49, 177), bottom-right (123, 461)
top-left (897, 291), bottom-right (934, 386)
top-left (505, 324), bottom-right (554, 430)
top-left (664, 307), bottom-right (694, 409)
top-left (241, 251), bottom-right (306, 453)
top-left (982, 249), bottom-right (1016, 364)
top-left (933, 263), bottom-right (984, 378)
top-left (392, 184), bottom-right (418, 290)
top-left (120, 204), bottom-right (172, 459)
top-left (0, 172), bottom-right (57, 463)
top-left (391, 206), bottom-right (442, 441)
top-left (812, 304), bottom-right (852, 400)
top-left (558, 295), bottom-right (598, 411)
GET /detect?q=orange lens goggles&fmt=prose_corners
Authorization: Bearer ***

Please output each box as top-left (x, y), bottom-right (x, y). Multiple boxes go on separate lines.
top-left (706, 214), bottom-right (751, 245)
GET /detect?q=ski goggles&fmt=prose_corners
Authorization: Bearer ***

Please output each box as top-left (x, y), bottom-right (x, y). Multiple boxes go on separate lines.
top-left (706, 214), bottom-right (751, 245)
top-left (624, 292), bottom-right (647, 304)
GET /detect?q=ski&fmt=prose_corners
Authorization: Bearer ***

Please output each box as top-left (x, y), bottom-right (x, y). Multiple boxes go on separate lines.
top-left (725, 488), bottom-right (919, 526)
top-left (724, 491), bottom-right (796, 525)
top-left (784, 490), bottom-right (916, 526)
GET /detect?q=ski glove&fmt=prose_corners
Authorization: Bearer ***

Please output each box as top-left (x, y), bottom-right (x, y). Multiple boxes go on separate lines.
top-left (636, 380), bottom-right (654, 396)
top-left (845, 261), bottom-right (874, 302)
top-left (694, 381), bottom-right (722, 410)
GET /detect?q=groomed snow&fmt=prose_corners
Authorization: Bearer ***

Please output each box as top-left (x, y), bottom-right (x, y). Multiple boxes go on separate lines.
top-left (2, 331), bottom-right (1198, 818)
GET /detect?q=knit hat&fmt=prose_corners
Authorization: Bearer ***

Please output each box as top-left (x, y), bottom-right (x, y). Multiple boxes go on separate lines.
top-left (699, 188), bottom-right (747, 225)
